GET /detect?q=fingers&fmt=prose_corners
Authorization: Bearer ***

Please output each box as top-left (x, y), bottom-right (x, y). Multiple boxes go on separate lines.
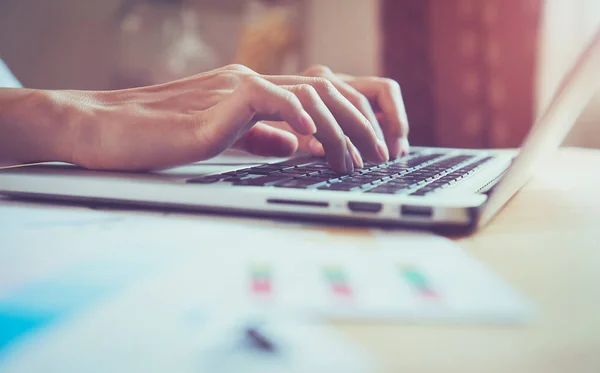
top-left (345, 77), bottom-right (410, 158)
top-left (266, 75), bottom-right (388, 165)
top-left (204, 72), bottom-right (393, 173)
top-left (233, 122), bottom-right (299, 157)
top-left (282, 83), bottom-right (355, 173)
top-left (307, 137), bottom-right (325, 156)
top-left (205, 76), bottom-right (316, 158)
top-left (264, 120), bottom-right (328, 158)
top-left (346, 137), bottom-right (364, 169)
top-left (303, 65), bottom-right (386, 143)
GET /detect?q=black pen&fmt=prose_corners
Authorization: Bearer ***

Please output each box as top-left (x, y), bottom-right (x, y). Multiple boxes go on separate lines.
top-left (245, 326), bottom-right (276, 353)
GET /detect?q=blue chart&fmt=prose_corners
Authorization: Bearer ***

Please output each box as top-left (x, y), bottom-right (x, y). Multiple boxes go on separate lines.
top-left (0, 261), bottom-right (150, 354)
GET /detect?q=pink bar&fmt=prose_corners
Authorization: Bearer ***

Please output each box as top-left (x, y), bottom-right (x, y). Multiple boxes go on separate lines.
top-left (332, 284), bottom-right (352, 297)
top-left (421, 288), bottom-right (439, 299)
top-left (252, 280), bottom-right (271, 294)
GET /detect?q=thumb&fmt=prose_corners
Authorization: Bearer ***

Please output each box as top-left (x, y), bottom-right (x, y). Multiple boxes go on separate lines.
top-left (201, 76), bottom-right (315, 158)
top-left (233, 122), bottom-right (299, 157)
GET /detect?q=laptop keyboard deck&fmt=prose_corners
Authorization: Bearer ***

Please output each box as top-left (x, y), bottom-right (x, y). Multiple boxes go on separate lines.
top-left (188, 152), bottom-right (493, 197)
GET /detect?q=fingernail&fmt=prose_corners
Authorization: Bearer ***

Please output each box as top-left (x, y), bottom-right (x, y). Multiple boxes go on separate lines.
top-left (376, 141), bottom-right (389, 163)
top-left (389, 138), bottom-right (402, 159)
top-left (301, 112), bottom-right (317, 134)
top-left (350, 144), bottom-right (364, 169)
top-left (401, 138), bottom-right (411, 156)
top-left (344, 150), bottom-right (355, 174)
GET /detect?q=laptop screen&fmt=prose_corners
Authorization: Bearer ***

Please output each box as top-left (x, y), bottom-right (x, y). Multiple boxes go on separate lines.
top-left (478, 27), bottom-right (600, 227)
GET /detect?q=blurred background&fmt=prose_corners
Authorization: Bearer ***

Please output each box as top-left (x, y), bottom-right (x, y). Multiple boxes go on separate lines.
top-left (0, 0), bottom-right (598, 149)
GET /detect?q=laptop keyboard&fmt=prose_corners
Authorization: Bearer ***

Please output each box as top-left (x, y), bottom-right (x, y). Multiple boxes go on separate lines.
top-left (187, 152), bottom-right (493, 197)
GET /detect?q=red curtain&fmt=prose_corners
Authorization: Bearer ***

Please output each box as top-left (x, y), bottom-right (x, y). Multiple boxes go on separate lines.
top-left (381, 0), bottom-right (542, 148)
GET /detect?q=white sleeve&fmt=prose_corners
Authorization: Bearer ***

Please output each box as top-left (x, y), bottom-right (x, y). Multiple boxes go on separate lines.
top-left (0, 58), bottom-right (22, 88)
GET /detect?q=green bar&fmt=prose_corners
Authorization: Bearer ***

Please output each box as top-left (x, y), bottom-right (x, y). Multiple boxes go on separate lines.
top-left (400, 266), bottom-right (430, 289)
top-left (250, 264), bottom-right (271, 280)
top-left (323, 267), bottom-right (347, 284)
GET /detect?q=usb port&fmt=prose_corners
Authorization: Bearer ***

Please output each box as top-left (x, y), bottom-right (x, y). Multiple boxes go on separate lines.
top-left (401, 205), bottom-right (433, 218)
top-left (348, 201), bottom-right (383, 213)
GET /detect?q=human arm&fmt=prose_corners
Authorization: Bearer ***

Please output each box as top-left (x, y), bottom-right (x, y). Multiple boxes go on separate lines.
top-left (0, 64), bottom-right (409, 174)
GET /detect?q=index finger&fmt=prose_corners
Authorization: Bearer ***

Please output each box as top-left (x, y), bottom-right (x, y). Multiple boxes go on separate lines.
top-left (345, 77), bottom-right (410, 158)
top-left (204, 76), bottom-right (317, 158)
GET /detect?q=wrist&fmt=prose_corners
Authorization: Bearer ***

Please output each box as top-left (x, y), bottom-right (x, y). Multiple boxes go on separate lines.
top-left (42, 90), bottom-right (93, 166)
top-left (0, 88), bottom-right (82, 165)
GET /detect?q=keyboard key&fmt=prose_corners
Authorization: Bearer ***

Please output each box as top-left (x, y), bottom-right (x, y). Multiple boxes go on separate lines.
top-left (396, 176), bottom-right (421, 183)
top-left (233, 175), bottom-right (293, 186)
top-left (366, 186), bottom-right (401, 194)
top-left (221, 175), bottom-right (246, 182)
top-left (384, 183), bottom-right (411, 190)
top-left (299, 166), bottom-right (328, 172)
top-left (274, 178), bottom-right (325, 189)
top-left (366, 171), bottom-right (394, 177)
top-left (306, 163), bottom-right (333, 170)
top-left (344, 180), bottom-right (369, 186)
top-left (222, 170), bottom-right (249, 177)
top-left (278, 169), bottom-right (306, 176)
top-left (247, 169), bottom-right (278, 175)
top-left (319, 171), bottom-right (340, 178)
top-left (349, 176), bottom-right (378, 184)
top-left (410, 185), bottom-right (437, 196)
top-left (318, 183), bottom-right (356, 191)
top-left (253, 164), bottom-right (285, 171)
top-left (297, 175), bottom-right (333, 184)
top-left (186, 176), bottom-right (221, 184)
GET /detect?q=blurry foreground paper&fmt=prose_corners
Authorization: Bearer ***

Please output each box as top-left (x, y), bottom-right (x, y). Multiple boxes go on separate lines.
top-left (0, 203), bottom-right (531, 371)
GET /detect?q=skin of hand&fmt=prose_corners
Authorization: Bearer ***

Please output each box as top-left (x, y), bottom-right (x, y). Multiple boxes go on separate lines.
top-left (0, 64), bottom-right (409, 174)
top-left (268, 65), bottom-right (410, 162)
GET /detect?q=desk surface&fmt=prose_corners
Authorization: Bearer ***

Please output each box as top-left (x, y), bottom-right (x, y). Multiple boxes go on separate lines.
top-left (337, 147), bottom-right (600, 373)
top-left (1, 147), bottom-right (599, 373)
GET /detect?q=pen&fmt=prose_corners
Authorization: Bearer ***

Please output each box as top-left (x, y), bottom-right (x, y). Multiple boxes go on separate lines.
top-left (245, 326), bottom-right (276, 353)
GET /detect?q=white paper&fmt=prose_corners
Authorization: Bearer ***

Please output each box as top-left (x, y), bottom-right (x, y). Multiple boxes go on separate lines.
top-left (179, 232), bottom-right (532, 323)
top-left (0, 203), bottom-right (532, 372)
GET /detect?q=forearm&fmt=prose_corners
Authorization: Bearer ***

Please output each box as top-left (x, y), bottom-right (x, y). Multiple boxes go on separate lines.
top-left (0, 88), bottom-right (78, 165)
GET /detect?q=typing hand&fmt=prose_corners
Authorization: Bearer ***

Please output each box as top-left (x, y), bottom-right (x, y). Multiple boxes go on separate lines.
top-left (10, 64), bottom-right (408, 174)
top-left (267, 65), bottom-right (410, 162)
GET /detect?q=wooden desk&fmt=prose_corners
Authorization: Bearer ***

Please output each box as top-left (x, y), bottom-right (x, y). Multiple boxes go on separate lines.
top-left (1, 148), bottom-right (598, 372)
top-left (335, 147), bottom-right (600, 373)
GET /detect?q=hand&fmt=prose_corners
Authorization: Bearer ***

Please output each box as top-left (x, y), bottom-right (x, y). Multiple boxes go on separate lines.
top-left (267, 65), bottom-right (410, 161)
top-left (1, 64), bottom-right (409, 174)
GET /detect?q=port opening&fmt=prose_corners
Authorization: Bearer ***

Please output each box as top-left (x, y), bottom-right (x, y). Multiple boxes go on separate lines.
top-left (267, 199), bottom-right (328, 208)
top-left (401, 205), bottom-right (433, 218)
top-left (348, 201), bottom-right (383, 213)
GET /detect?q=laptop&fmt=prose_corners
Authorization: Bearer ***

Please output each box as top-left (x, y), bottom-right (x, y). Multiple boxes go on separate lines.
top-left (1, 29), bottom-right (599, 232)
